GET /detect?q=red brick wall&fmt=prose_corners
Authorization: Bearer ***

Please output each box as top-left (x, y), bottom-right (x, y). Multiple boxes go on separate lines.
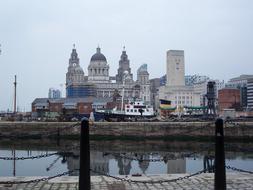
top-left (49, 103), bottom-right (62, 112)
top-left (218, 89), bottom-right (240, 111)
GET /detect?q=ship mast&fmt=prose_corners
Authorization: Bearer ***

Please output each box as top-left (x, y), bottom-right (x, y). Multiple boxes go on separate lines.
top-left (14, 75), bottom-right (17, 113)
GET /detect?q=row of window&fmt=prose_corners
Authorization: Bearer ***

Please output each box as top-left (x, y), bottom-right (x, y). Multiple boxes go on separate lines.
top-left (126, 109), bottom-right (149, 113)
top-left (89, 68), bottom-right (108, 75)
top-left (174, 101), bottom-right (192, 105)
top-left (175, 96), bottom-right (192, 100)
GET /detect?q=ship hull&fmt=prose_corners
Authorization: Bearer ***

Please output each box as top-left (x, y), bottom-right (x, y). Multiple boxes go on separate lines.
top-left (94, 111), bottom-right (155, 122)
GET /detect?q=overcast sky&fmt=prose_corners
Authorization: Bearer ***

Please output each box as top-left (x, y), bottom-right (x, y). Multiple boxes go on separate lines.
top-left (0, 0), bottom-right (253, 112)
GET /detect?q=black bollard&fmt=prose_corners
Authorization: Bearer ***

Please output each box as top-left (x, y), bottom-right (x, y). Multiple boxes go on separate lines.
top-left (215, 118), bottom-right (226, 190)
top-left (79, 118), bottom-right (90, 190)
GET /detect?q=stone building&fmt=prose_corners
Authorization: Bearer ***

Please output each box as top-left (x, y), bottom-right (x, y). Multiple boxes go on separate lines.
top-left (116, 47), bottom-right (133, 83)
top-left (136, 64), bottom-right (151, 104)
top-left (159, 50), bottom-right (201, 108)
top-left (88, 47), bottom-right (110, 83)
top-left (84, 47), bottom-right (150, 104)
top-left (150, 78), bottom-right (160, 109)
top-left (66, 46), bottom-right (96, 98)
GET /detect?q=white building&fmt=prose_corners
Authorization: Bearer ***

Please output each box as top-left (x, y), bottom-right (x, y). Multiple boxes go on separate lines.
top-left (247, 78), bottom-right (253, 109)
top-left (159, 50), bottom-right (201, 108)
top-left (88, 47), bottom-right (110, 83)
top-left (137, 64), bottom-right (151, 104)
top-left (80, 47), bottom-right (150, 104)
top-left (166, 50), bottom-right (185, 86)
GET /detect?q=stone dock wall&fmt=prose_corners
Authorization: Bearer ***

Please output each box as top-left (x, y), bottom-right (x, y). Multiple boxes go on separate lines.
top-left (0, 121), bottom-right (252, 139)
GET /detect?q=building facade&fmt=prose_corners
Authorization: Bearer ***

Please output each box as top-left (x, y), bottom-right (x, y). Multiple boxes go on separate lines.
top-left (159, 50), bottom-right (201, 108)
top-left (166, 50), bottom-right (185, 86)
top-left (218, 88), bottom-right (241, 111)
top-left (116, 47), bottom-right (133, 83)
top-left (136, 64), bottom-right (151, 104)
top-left (65, 46), bottom-right (151, 104)
top-left (88, 47), bottom-right (110, 83)
top-left (32, 97), bottom-right (113, 119)
top-left (226, 75), bottom-right (253, 109)
top-left (150, 78), bottom-right (161, 109)
top-left (247, 78), bottom-right (253, 109)
top-left (66, 47), bottom-right (96, 98)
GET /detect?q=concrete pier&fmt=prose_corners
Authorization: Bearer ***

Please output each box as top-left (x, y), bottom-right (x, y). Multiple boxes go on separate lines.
top-left (0, 121), bottom-right (253, 139)
top-left (0, 173), bottom-right (252, 190)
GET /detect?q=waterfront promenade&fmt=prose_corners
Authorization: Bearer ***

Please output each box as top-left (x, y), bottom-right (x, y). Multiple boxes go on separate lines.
top-left (0, 173), bottom-right (252, 190)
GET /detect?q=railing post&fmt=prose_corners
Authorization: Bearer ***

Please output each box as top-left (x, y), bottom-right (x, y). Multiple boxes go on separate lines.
top-left (215, 118), bottom-right (226, 190)
top-left (79, 118), bottom-right (90, 190)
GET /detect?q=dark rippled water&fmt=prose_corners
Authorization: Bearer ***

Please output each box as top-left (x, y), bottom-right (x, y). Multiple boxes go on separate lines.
top-left (0, 139), bottom-right (252, 176)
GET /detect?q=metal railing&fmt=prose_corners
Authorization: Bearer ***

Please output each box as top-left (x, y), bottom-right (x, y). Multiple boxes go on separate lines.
top-left (0, 119), bottom-right (252, 190)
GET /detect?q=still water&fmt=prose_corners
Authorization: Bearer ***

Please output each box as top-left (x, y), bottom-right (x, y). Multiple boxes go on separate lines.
top-left (0, 139), bottom-right (252, 176)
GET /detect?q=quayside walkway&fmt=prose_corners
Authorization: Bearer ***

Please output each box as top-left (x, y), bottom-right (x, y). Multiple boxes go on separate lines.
top-left (0, 173), bottom-right (253, 190)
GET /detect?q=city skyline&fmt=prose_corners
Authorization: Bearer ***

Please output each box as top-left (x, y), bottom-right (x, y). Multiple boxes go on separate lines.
top-left (1, 0), bottom-right (253, 111)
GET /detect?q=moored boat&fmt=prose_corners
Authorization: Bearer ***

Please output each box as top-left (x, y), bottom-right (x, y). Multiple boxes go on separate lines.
top-left (95, 100), bottom-right (155, 121)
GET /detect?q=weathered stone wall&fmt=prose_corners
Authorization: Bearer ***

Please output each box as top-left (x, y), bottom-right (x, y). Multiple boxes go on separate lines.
top-left (0, 121), bottom-right (252, 139)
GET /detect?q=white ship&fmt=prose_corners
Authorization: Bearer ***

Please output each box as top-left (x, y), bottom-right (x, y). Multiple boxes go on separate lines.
top-left (95, 100), bottom-right (155, 121)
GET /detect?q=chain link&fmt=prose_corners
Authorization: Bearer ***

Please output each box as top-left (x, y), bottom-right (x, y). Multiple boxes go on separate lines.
top-left (90, 168), bottom-right (209, 184)
top-left (0, 151), bottom-right (72, 161)
top-left (226, 165), bottom-right (253, 174)
top-left (0, 169), bottom-right (79, 184)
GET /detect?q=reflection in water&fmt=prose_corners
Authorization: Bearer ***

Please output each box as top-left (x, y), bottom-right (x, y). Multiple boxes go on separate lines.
top-left (0, 140), bottom-right (252, 176)
top-left (167, 159), bottom-right (186, 174)
top-left (117, 156), bottom-right (132, 175)
top-left (138, 155), bottom-right (149, 174)
top-left (203, 155), bottom-right (214, 173)
top-left (65, 151), bottom-right (215, 176)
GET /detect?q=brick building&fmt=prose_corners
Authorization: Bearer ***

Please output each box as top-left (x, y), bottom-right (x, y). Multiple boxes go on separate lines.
top-left (218, 88), bottom-right (241, 111)
top-left (32, 97), bottom-right (113, 120)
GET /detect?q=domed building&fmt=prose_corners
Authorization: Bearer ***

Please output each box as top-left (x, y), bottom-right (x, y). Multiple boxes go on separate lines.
top-left (88, 47), bottom-right (110, 83)
top-left (65, 45), bottom-right (151, 103)
top-left (85, 46), bottom-right (151, 103)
